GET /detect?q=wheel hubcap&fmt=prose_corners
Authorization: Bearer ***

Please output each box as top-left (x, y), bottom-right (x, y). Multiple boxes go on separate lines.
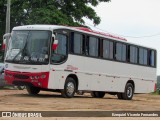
top-left (66, 82), bottom-right (75, 95)
top-left (127, 86), bottom-right (132, 98)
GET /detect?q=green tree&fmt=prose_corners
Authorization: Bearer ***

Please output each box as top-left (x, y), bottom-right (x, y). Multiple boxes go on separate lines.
top-left (0, 0), bottom-right (110, 42)
top-left (0, 0), bottom-right (6, 41)
top-left (11, 0), bottom-right (110, 26)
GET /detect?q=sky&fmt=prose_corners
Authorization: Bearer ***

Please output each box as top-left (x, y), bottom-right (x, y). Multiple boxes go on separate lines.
top-left (84, 0), bottom-right (160, 75)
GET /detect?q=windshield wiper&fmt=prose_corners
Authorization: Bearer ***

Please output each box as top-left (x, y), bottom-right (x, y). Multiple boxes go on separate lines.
top-left (12, 34), bottom-right (29, 62)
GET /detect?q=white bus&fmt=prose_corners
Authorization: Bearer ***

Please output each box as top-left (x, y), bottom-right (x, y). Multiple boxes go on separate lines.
top-left (4, 25), bottom-right (157, 100)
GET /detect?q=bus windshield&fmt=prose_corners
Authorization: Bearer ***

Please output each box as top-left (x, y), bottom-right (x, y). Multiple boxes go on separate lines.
top-left (5, 30), bottom-right (51, 64)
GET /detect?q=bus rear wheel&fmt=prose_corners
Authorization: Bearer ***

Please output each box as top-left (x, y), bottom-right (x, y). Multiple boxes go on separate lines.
top-left (26, 86), bottom-right (40, 95)
top-left (91, 91), bottom-right (105, 98)
top-left (61, 77), bottom-right (76, 98)
top-left (122, 83), bottom-right (134, 100)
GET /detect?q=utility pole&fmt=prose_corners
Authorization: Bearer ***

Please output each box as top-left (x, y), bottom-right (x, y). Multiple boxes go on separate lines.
top-left (5, 0), bottom-right (10, 34)
top-left (4, 0), bottom-right (11, 58)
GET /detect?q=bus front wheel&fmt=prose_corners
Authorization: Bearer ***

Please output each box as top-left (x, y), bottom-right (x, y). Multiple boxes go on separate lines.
top-left (26, 86), bottom-right (40, 95)
top-left (61, 77), bottom-right (76, 98)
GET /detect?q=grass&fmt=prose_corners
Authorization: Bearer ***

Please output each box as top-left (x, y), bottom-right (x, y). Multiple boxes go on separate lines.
top-left (151, 89), bottom-right (160, 95)
top-left (0, 85), bottom-right (16, 90)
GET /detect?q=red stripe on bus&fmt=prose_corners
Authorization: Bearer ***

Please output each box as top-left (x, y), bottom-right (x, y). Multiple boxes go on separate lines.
top-left (73, 27), bottom-right (127, 41)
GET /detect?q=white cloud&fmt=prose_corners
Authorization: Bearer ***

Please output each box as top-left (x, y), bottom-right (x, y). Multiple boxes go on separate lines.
top-left (94, 0), bottom-right (160, 33)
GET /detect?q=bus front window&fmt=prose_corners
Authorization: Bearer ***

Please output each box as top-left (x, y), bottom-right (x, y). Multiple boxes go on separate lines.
top-left (5, 30), bottom-right (51, 64)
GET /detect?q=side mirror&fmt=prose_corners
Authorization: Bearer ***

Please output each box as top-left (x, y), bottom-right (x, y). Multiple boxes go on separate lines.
top-left (2, 33), bottom-right (11, 50)
top-left (2, 38), bottom-right (6, 50)
top-left (52, 39), bottom-right (58, 50)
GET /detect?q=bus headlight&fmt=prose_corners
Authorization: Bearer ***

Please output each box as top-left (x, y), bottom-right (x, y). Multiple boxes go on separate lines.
top-left (41, 75), bottom-right (46, 79)
top-left (35, 76), bottom-right (39, 79)
top-left (30, 74), bottom-right (46, 80)
top-left (5, 74), bottom-right (13, 78)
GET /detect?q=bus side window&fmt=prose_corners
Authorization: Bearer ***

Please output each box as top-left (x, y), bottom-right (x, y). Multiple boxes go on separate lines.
top-left (115, 42), bottom-right (126, 61)
top-left (103, 39), bottom-right (113, 59)
top-left (88, 36), bottom-right (99, 57)
top-left (139, 48), bottom-right (148, 65)
top-left (71, 32), bottom-right (84, 55)
top-left (51, 33), bottom-right (67, 63)
top-left (129, 45), bottom-right (138, 64)
top-left (149, 50), bottom-right (155, 67)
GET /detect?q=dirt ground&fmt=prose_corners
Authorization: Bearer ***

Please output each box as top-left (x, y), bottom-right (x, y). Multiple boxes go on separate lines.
top-left (0, 88), bottom-right (160, 120)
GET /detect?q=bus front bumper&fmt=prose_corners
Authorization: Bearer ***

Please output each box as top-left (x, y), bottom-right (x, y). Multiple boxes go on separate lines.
top-left (4, 70), bottom-right (49, 88)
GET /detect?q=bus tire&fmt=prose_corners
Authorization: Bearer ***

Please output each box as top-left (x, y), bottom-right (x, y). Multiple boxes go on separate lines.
top-left (91, 91), bottom-right (105, 98)
top-left (122, 83), bottom-right (134, 100)
top-left (26, 86), bottom-right (40, 95)
top-left (61, 77), bottom-right (76, 98)
top-left (117, 93), bottom-right (123, 99)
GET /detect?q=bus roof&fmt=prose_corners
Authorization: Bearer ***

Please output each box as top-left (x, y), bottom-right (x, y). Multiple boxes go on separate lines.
top-left (13, 25), bottom-right (127, 41)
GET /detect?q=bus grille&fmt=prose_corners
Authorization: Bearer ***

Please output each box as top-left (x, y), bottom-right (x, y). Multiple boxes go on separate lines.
top-left (14, 74), bottom-right (29, 79)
